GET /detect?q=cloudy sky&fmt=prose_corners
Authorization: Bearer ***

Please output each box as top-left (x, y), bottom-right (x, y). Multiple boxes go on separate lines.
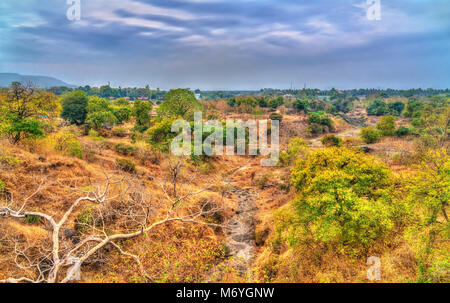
top-left (0, 0), bottom-right (449, 89)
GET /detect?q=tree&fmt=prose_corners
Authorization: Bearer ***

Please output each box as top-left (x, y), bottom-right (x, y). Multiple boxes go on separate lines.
top-left (367, 99), bottom-right (389, 116)
top-left (85, 96), bottom-right (117, 129)
top-left (280, 147), bottom-right (401, 255)
top-left (406, 149), bottom-right (449, 282)
top-left (0, 175), bottom-right (221, 283)
top-left (61, 90), bottom-right (88, 125)
top-left (133, 100), bottom-right (152, 132)
top-left (293, 98), bottom-right (309, 113)
top-left (376, 115), bottom-right (396, 136)
top-left (0, 82), bottom-right (60, 143)
top-left (388, 101), bottom-right (405, 116)
top-left (360, 126), bottom-right (382, 144)
top-left (158, 89), bottom-right (202, 120)
top-left (404, 99), bottom-right (424, 118)
top-left (112, 106), bottom-right (132, 124)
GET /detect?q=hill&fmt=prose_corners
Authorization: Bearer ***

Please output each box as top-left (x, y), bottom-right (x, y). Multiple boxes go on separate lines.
top-left (0, 73), bottom-right (75, 88)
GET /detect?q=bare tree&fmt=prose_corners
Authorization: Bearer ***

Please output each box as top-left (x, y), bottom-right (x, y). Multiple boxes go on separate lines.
top-left (0, 173), bottom-right (223, 283)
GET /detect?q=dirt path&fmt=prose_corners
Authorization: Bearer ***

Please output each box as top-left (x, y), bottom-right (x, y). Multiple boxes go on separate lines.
top-left (225, 186), bottom-right (256, 274)
top-left (206, 163), bottom-right (257, 281)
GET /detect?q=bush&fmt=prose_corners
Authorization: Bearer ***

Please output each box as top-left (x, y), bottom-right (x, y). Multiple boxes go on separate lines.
top-left (321, 134), bottom-right (342, 147)
top-left (51, 130), bottom-right (83, 158)
top-left (135, 142), bottom-right (161, 165)
top-left (0, 180), bottom-right (5, 193)
top-left (395, 126), bottom-right (412, 137)
top-left (279, 138), bottom-right (307, 166)
top-left (114, 142), bottom-right (136, 156)
top-left (75, 208), bottom-right (93, 232)
top-left (0, 151), bottom-right (20, 167)
top-left (376, 115), bottom-right (396, 136)
top-left (269, 113), bottom-right (283, 122)
top-left (24, 214), bottom-right (41, 225)
top-left (1, 117), bottom-right (45, 144)
top-left (360, 126), bottom-right (382, 144)
top-left (116, 158), bottom-right (136, 173)
top-left (112, 127), bottom-right (127, 137)
top-left (307, 112), bottom-right (333, 135)
top-left (145, 118), bottom-right (178, 152)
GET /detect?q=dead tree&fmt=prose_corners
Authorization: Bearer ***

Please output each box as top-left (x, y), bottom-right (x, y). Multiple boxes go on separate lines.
top-left (0, 174), bottom-right (222, 283)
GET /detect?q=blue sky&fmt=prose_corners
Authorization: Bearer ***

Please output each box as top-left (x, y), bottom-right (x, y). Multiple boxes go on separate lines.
top-left (0, 0), bottom-right (449, 89)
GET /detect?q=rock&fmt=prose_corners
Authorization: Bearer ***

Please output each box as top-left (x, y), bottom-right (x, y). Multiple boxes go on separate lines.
top-left (64, 229), bottom-right (78, 240)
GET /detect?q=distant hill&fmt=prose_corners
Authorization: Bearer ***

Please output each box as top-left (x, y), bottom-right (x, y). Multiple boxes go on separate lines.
top-left (0, 73), bottom-right (76, 88)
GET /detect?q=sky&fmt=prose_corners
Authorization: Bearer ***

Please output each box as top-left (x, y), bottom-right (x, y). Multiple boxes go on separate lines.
top-left (0, 0), bottom-right (449, 90)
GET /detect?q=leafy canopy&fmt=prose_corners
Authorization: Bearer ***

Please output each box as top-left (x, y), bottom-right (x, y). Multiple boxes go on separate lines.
top-left (61, 90), bottom-right (88, 125)
top-left (157, 89), bottom-right (202, 120)
top-left (277, 147), bottom-right (402, 256)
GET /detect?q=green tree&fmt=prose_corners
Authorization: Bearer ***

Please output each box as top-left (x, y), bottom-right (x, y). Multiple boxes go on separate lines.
top-left (280, 147), bottom-right (401, 256)
top-left (360, 126), bottom-right (382, 144)
top-left (133, 100), bottom-right (152, 132)
top-left (85, 96), bottom-right (117, 129)
top-left (0, 82), bottom-right (60, 143)
top-left (376, 115), bottom-right (396, 136)
top-left (388, 101), bottom-right (405, 116)
top-left (293, 98), bottom-right (309, 113)
top-left (158, 89), bottom-right (202, 120)
top-left (407, 149), bottom-right (449, 282)
top-left (112, 106), bottom-right (132, 124)
top-left (367, 99), bottom-right (389, 116)
top-left (61, 90), bottom-right (88, 125)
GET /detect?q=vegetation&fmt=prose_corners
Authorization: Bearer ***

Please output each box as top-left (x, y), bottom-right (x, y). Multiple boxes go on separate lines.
top-left (61, 90), bottom-right (88, 125)
top-left (0, 82), bottom-right (448, 284)
top-left (360, 126), bottom-right (382, 144)
top-left (157, 89), bottom-right (202, 120)
top-left (0, 82), bottom-right (60, 143)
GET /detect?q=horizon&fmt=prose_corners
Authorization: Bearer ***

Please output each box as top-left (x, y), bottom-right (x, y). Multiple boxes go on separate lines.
top-left (1, 72), bottom-right (450, 92)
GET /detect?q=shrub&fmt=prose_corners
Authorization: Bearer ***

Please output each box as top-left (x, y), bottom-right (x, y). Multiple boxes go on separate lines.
top-left (376, 115), bottom-right (396, 136)
top-left (1, 117), bottom-right (45, 144)
top-left (321, 134), bottom-right (342, 147)
top-left (257, 173), bottom-right (273, 189)
top-left (114, 142), bottom-right (136, 156)
top-left (75, 208), bottom-right (94, 232)
top-left (307, 112), bottom-right (333, 135)
top-left (112, 127), bottom-right (127, 137)
top-left (360, 126), bottom-right (382, 144)
top-left (269, 113), bottom-right (283, 122)
top-left (0, 180), bottom-right (5, 193)
top-left (395, 126), bottom-right (412, 137)
top-left (24, 214), bottom-right (41, 225)
top-left (0, 152), bottom-right (20, 167)
top-left (51, 130), bottom-right (83, 158)
top-left (145, 118), bottom-right (178, 152)
top-left (116, 158), bottom-right (136, 173)
top-left (279, 137), bottom-right (307, 166)
top-left (135, 142), bottom-right (161, 165)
